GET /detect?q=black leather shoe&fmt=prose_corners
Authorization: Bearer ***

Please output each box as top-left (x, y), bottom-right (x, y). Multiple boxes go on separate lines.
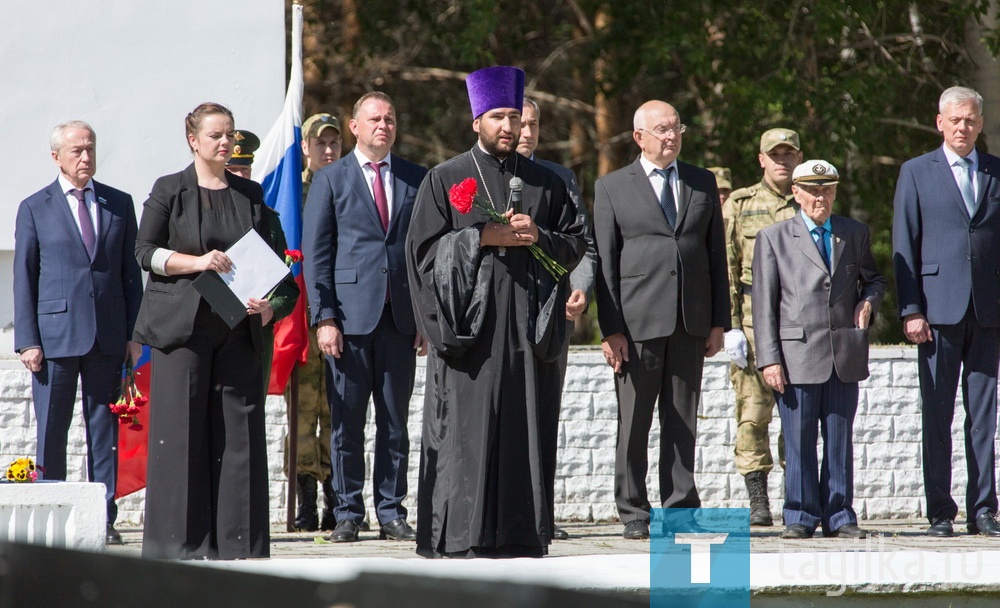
top-left (328, 520), bottom-right (360, 543)
top-left (359, 518), bottom-right (372, 532)
top-left (379, 518), bottom-right (417, 541)
top-left (927, 517), bottom-right (954, 537)
top-left (623, 520), bottom-right (649, 540)
top-left (780, 524), bottom-right (813, 539)
top-left (553, 526), bottom-right (569, 540)
top-left (826, 523), bottom-right (869, 538)
top-left (969, 512), bottom-right (1000, 537)
top-left (106, 525), bottom-right (123, 546)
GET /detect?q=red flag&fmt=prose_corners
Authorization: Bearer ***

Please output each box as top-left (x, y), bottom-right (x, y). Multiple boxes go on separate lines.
top-left (267, 274), bottom-right (309, 393)
top-left (256, 2), bottom-right (308, 394)
top-left (115, 349), bottom-right (151, 498)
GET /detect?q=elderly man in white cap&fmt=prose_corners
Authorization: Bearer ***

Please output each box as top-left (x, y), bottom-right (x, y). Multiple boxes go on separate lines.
top-left (406, 65), bottom-right (587, 558)
top-left (752, 160), bottom-right (885, 540)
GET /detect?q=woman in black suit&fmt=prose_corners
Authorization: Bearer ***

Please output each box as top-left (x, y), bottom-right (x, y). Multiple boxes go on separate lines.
top-left (133, 102), bottom-right (297, 559)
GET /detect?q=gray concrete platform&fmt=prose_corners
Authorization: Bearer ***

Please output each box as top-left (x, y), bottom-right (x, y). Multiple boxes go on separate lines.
top-left (104, 519), bottom-right (1000, 603)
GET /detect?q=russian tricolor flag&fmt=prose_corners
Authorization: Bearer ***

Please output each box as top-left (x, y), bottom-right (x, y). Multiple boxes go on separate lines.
top-left (253, 2), bottom-right (309, 394)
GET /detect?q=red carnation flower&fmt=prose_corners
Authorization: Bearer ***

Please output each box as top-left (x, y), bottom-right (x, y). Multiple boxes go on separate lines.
top-left (448, 178), bottom-right (478, 214)
top-left (284, 249), bottom-right (304, 264)
top-left (128, 422), bottom-right (144, 432)
top-left (119, 416), bottom-right (133, 425)
top-left (133, 395), bottom-right (149, 407)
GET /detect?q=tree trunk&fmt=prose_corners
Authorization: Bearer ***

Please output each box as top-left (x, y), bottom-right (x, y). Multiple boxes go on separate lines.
top-left (594, 7), bottom-right (617, 178)
top-left (966, 0), bottom-right (1000, 153)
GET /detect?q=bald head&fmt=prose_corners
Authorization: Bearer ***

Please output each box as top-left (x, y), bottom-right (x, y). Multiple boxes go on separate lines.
top-left (632, 100), bottom-right (684, 167)
top-left (633, 101), bottom-right (677, 131)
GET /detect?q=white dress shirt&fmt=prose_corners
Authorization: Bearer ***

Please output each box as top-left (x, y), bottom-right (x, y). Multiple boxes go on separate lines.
top-left (639, 155), bottom-right (680, 214)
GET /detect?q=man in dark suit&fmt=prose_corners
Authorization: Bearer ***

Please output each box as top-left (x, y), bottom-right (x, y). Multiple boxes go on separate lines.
top-left (594, 100), bottom-right (729, 539)
top-left (13, 120), bottom-right (143, 545)
top-left (517, 97), bottom-right (597, 542)
top-left (302, 92), bottom-right (428, 543)
top-left (893, 86), bottom-right (1000, 538)
top-left (753, 160), bottom-right (885, 539)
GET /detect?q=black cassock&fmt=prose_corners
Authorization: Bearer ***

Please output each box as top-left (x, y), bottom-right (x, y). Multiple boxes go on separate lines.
top-left (406, 145), bottom-right (587, 557)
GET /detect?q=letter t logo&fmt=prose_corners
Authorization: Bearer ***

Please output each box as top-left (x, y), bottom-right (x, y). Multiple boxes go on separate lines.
top-left (674, 533), bottom-right (729, 584)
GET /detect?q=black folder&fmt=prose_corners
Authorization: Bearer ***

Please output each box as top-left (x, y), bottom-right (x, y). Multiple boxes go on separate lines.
top-left (192, 270), bottom-right (250, 329)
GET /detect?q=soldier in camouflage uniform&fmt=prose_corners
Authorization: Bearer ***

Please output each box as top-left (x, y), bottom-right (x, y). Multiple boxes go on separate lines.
top-left (708, 166), bottom-right (733, 206)
top-left (722, 128), bottom-right (802, 526)
top-left (288, 113), bottom-right (343, 531)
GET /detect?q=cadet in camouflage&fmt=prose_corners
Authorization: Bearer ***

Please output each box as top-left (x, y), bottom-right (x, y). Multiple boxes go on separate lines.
top-left (286, 113), bottom-right (343, 532)
top-left (708, 166), bottom-right (733, 206)
top-left (722, 128), bottom-right (802, 526)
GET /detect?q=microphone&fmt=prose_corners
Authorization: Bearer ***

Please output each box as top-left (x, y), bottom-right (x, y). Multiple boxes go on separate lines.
top-left (509, 177), bottom-right (523, 214)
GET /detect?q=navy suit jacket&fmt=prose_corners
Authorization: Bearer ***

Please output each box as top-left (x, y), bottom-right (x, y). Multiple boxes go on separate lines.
top-left (302, 150), bottom-right (428, 336)
top-left (893, 147), bottom-right (1000, 326)
top-left (14, 179), bottom-right (143, 358)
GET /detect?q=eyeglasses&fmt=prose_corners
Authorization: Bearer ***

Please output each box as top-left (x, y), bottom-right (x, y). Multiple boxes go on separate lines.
top-left (640, 124), bottom-right (687, 138)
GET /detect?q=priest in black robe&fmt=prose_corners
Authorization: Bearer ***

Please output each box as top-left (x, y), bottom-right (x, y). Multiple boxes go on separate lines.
top-left (406, 66), bottom-right (588, 558)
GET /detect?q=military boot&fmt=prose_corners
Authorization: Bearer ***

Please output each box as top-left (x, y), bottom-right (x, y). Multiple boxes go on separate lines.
top-left (745, 471), bottom-right (773, 526)
top-left (320, 476), bottom-right (336, 531)
top-left (294, 475), bottom-right (319, 531)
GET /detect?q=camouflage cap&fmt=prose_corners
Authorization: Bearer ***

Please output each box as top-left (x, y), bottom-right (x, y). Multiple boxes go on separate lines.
top-left (302, 113), bottom-right (341, 140)
top-left (708, 167), bottom-right (732, 190)
top-left (227, 130), bottom-right (260, 166)
top-left (759, 128), bottom-right (800, 153)
top-left (792, 160), bottom-right (839, 185)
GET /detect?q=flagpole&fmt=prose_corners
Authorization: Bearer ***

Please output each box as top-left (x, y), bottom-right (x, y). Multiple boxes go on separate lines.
top-left (285, 0), bottom-right (304, 534)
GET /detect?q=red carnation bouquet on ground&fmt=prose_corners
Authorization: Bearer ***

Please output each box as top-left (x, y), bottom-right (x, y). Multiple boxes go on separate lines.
top-left (448, 178), bottom-right (567, 280)
top-left (110, 362), bottom-right (148, 431)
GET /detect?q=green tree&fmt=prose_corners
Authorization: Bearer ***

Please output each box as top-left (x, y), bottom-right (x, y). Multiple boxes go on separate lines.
top-left (293, 0), bottom-right (999, 343)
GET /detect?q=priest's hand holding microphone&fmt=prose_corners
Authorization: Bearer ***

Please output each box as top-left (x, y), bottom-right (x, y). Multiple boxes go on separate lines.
top-left (480, 178), bottom-right (538, 247)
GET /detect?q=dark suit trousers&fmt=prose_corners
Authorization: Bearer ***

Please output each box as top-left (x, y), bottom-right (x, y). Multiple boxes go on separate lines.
top-left (32, 344), bottom-right (120, 523)
top-left (142, 307), bottom-right (268, 560)
top-left (919, 307), bottom-right (1000, 522)
top-left (326, 302), bottom-right (416, 526)
top-left (614, 327), bottom-right (704, 523)
top-left (777, 374), bottom-right (859, 534)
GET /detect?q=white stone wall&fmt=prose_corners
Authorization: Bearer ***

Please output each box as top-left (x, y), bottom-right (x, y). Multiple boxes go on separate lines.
top-left (1, 348), bottom-right (995, 526)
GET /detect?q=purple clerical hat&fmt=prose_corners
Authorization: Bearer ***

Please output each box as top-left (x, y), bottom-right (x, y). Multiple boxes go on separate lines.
top-left (466, 66), bottom-right (525, 119)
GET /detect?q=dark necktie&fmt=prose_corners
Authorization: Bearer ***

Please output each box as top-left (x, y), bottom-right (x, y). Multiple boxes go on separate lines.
top-left (653, 167), bottom-right (677, 228)
top-left (812, 226), bottom-right (830, 269)
top-left (70, 188), bottom-right (96, 259)
top-left (368, 161), bottom-right (391, 302)
top-left (368, 161), bottom-right (390, 232)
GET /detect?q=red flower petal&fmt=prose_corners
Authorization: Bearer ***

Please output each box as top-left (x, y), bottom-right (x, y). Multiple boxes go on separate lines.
top-left (448, 178), bottom-right (477, 214)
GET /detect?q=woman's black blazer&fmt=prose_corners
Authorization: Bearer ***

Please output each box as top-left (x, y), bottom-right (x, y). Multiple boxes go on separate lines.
top-left (132, 163), bottom-right (288, 351)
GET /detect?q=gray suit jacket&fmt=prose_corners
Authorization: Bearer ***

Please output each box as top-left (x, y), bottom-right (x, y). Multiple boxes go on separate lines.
top-left (534, 157), bottom-right (596, 298)
top-left (752, 213), bottom-right (885, 384)
top-left (595, 158), bottom-right (729, 342)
